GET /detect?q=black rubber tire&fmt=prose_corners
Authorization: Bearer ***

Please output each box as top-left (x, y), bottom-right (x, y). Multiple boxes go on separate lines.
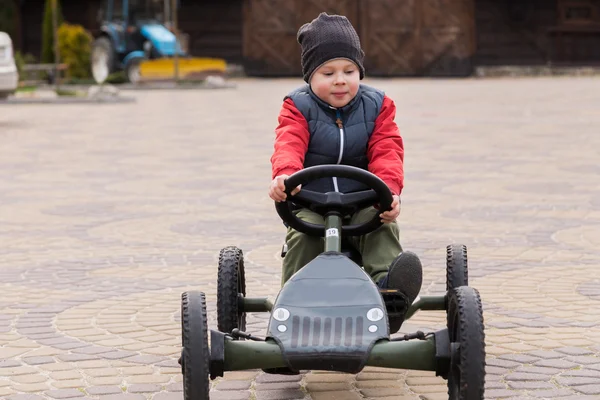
top-left (446, 286), bottom-right (486, 400)
top-left (181, 291), bottom-right (210, 400)
top-left (446, 244), bottom-right (468, 292)
top-left (217, 246), bottom-right (246, 335)
top-left (91, 36), bottom-right (115, 81)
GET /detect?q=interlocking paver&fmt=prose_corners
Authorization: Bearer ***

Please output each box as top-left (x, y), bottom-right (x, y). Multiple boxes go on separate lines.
top-left (22, 357), bottom-right (56, 365)
top-left (127, 384), bottom-right (162, 393)
top-left (11, 375), bottom-right (49, 384)
top-left (305, 382), bottom-right (351, 392)
top-left (50, 380), bottom-right (85, 390)
top-left (255, 381), bottom-right (301, 390)
top-left (85, 386), bottom-right (123, 395)
top-left (310, 392), bottom-right (361, 400)
top-left (254, 389), bottom-right (306, 400)
top-left (1, 77), bottom-right (600, 399)
top-left (214, 380), bottom-right (252, 390)
top-left (207, 392), bottom-right (249, 400)
top-left (44, 389), bottom-right (85, 399)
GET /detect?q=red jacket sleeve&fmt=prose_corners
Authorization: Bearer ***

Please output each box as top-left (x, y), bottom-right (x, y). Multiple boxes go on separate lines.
top-left (367, 96), bottom-right (404, 196)
top-left (271, 98), bottom-right (310, 179)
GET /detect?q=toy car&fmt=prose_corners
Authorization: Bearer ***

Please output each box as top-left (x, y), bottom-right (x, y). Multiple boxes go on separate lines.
top-left (179, 164), bottom-right (486, 400)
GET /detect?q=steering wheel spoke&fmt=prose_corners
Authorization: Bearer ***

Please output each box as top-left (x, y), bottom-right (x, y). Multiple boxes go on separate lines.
top-left (342, 190), bottom-right (380, 212)
top-left (289, 189), bottom-right (328, 210)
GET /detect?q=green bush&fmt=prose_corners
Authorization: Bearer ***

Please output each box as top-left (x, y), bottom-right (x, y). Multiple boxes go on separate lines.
top-left (105, 71), bottom-right (127, 84)
top-left (57, 23), bottom-right (92, 79)
top-left (55, 88), bottom-right (79, 97)
top-left (41, 0), bottom-right (64, 63)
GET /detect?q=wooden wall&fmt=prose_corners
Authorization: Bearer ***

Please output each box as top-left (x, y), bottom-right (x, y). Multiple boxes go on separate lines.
top-left (179, 0), bottom-right (244, 63)
top-left (475, 0), bottom-right (557, 65)
top-left (242, 0), bottom-right (477, 77)
top-left (13, 0), bottom-right (600, 72)
top-left (475, 0), bottom-right (600, 65)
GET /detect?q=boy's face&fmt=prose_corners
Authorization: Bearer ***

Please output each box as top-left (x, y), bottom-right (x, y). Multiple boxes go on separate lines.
top-left (310, 58), bottom-right (360, 108)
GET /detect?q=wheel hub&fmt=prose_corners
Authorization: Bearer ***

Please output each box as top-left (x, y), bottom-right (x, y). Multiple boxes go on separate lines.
top-left (127, 63), bottom-right (141, 84)
top-left (178, 352), bottom-right (185, 374)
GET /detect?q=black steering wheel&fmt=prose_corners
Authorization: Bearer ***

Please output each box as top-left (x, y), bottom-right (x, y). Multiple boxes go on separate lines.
top-left (275, 165), bottom-right (394, 237)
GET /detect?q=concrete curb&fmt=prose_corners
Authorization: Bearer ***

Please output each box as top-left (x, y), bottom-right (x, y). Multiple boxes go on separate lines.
top-left (0, 96), bottom-right (137, 105)
top-left (475, 65), bottom-right (600, 77)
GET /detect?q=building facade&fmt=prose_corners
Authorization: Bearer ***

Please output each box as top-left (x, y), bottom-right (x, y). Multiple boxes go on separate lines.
top-left (3, 0), bottom-right (600, 76)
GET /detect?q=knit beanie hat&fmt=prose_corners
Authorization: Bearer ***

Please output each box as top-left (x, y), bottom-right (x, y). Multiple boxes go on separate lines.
top-left (297, 12), bottom-right (365, 83)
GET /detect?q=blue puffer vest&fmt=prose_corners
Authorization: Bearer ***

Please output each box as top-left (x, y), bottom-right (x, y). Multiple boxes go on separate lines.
top-left (285, 84), bottom-right (385, 193)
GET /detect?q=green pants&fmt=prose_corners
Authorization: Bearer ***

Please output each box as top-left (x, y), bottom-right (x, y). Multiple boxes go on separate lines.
top-left (282, 207), bottom-right (403, 285)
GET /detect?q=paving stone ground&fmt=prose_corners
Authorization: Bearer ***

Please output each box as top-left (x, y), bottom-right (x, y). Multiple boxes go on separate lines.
top-left (0, 76), bottom-right (599, 400)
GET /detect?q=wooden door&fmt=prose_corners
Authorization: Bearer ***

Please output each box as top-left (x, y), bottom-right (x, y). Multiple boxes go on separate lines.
top-left (243, 0), bottom-right (359, 76)
top-left (360, 0), bottom-right (476, 76)
top-left (420, 0), bottom-right (476, 76)
top-left (243, 0), bottom-right (300, 76)
top-left (358, 0), bottom-right (420, 75)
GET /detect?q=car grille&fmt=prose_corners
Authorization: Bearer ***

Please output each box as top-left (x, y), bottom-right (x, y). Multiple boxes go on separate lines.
top-left (289, 315), bottom-right (366, 348)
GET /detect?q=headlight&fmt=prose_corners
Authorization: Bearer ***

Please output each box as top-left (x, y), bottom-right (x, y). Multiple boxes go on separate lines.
top-left (273, 308), bottom-right (290, 322)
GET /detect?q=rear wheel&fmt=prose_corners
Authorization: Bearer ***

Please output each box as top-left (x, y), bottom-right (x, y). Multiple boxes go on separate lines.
top-left (181, 291), bottom-right (210, 400)
top-left (91, 36), bottom-right (115, 84)
top-left (446, 286), bottom-right (486, 400)
top-left (217, 246), bottom-right (247, 335)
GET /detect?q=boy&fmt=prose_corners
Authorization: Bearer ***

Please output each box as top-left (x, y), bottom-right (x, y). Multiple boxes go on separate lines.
top-left (268, 13), bottom-right (422, 330)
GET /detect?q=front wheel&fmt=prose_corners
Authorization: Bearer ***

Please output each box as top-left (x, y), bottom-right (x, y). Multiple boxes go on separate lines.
top-left (446, 286), bottom-right (486, 400)
top-left (180, 291), bottom-right (210, 400)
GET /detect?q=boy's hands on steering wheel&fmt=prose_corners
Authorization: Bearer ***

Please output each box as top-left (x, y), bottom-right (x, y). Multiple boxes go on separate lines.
top-left (270, 174), bottom-right (400, 223)
top-left (380, 195), bottom-right (400, 224)
top-left (269, 175), bottom-right (301, 202)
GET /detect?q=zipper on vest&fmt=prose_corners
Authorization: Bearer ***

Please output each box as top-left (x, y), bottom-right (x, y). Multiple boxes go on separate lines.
top-left (333, 109), bottom-right (345, 192)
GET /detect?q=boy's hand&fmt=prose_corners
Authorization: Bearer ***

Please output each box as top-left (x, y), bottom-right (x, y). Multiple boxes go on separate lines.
top-left (269, 175), bottom-right (301, 202)
top-left (380, 195), bottom-right (400, 223)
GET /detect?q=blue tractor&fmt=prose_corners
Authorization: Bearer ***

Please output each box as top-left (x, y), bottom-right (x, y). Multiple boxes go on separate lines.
top-left (92, 0), bottom-right (207, 83)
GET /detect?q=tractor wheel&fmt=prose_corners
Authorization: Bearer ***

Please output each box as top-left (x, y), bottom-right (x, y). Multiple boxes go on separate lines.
top-left (217, 246), bottom-right (247, 335)
top-left (125, 57), bottom-right (142, 84)
top-left (446, 244), bottom-right (468, 292)
top-left (180, 291), bottom-right (210, 400)
top-left (91, 36), bottom-right (115, 84)
top-left (446, 286), bottom-right (486, 400)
